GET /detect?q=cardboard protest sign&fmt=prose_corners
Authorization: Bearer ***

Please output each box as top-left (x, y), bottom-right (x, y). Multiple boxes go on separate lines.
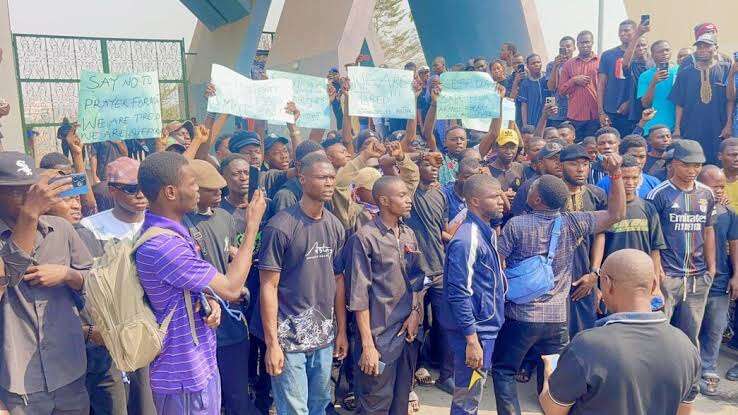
top-left (77, 70), bottom-right (161, 143)
top-left (207, 64), bottom-right (294, 124)
top-left (347, 66), bottom-right (415, 119)
top-left (461, 97), bottom-right (516, 132)
top-left (437, 72), bottom-right (499, 120)
top-left (267, 70), bottom-right (330, 129)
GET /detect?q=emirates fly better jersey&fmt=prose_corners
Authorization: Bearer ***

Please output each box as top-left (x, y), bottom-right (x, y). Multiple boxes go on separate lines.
top-left (646, 180), bottom-right (715, 278)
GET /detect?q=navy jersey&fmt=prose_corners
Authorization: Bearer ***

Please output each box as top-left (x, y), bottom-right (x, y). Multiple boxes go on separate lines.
top-left (646, 180), bottom-right (715, 278)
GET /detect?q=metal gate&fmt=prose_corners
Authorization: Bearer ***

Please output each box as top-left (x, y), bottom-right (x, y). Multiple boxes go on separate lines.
top-left (11, 33), bottom-right (189, 158)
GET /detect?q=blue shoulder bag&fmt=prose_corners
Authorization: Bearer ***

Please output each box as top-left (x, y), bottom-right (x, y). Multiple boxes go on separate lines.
top-left (505, 216), bottom-right (561, 304)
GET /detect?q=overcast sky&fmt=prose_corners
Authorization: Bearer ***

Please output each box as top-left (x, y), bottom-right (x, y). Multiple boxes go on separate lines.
top-left (8, 0), bottom-right (625, 60)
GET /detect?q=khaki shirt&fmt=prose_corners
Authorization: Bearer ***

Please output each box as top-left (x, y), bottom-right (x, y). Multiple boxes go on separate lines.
top-left (0, 215), bottom-right (92, 394)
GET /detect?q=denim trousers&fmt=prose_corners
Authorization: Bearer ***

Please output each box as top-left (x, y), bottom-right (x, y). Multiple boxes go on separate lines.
top-left (662, 274), bottom-right (712, 346)
top-left (271, 345), bottom-right (334, 415)
top-left (699, 293), bottom-right (730, 375)
top-left (491, 319), bottom-right (568, 415)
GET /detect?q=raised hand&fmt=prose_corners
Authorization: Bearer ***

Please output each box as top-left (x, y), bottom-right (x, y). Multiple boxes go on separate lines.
top-left (204, 82), bottom-right (216, 98)
top-left (285, 101), bottom-right (301, 124)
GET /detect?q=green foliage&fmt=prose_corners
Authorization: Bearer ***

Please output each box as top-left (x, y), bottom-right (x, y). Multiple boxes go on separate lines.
top-left (372, 0), bottom-right (426, 68)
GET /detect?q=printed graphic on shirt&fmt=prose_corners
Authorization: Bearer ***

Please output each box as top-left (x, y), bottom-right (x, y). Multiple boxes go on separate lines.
top-left (305, 241), bottom-right (334, 261)
top-left (277, 306), bottom-right (335, 352)
top-left (609, 218), bottom-right (649, 233)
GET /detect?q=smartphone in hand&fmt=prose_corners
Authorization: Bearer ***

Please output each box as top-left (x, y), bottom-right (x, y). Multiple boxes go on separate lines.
top-left (51, 172), bottom-right (88, 198)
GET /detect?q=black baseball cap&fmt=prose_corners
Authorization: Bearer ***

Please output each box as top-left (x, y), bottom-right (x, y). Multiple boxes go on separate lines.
top-left (672, 139), bottom-right (706, 163)
top-left (228, 131), bottom-right (261, 153)
top-left (264, 134), bottom-right (289, 152)
top-left (0, 151), bottom-right (39, 186)
top-left (536, 141), bottom-right (563, 161)
top-left (559, 144), bottom-right (589, 162)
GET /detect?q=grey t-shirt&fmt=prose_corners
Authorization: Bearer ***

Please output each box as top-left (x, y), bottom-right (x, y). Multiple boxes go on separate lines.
top-left (258, 204), bottom-right (345, 352)
top-left (549, 312), bottom-right (700, 415)
top-left (406, 186), bottom-right (448, 277)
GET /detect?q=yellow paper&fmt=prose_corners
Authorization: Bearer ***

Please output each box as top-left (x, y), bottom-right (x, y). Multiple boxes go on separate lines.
top-left (468, 369), bottom-right (483, 390)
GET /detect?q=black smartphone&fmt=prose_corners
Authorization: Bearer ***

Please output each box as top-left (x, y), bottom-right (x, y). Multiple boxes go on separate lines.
top-left (51, 172), bottom-right (88, 198)
top-left (516, 64), bottom-right (525, 74)
top-left (199, 292), bottom-right (212, 318)
top-left (558, 46), bottom-right (566, 56)
top-left (657, 62), bottom-right (669, 71)
top-left (248, 166), bottom-right (260, 202)
top-left (640, 14), bottom-right (650, 26)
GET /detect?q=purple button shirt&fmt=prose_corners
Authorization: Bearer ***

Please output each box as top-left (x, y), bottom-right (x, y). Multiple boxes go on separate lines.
top-left (135, 212), bottom-right (217, 394)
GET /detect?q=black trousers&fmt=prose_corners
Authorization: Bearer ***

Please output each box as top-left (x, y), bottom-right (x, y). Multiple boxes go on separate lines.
top-left (86, 347), bottom-right (127, 415)
top-left (248, 335), bottom-right (272, 414)
top-left (217, 338), bottom-right (259, 414)
top-left (354, 341), bottom-right (419, 415)
top-left (491, 319), bottom-right (568, 415)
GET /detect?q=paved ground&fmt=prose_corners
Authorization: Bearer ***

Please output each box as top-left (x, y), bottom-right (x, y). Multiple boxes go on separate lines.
top-left (336, 347), bottom-right (738, 414)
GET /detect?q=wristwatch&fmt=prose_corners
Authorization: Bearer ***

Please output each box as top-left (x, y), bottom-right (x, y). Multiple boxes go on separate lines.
top-left (590, 267), bottom-right (601, 278)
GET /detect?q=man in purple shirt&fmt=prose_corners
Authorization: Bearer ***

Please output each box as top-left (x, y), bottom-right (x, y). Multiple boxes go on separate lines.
top-left (134, 152), bottom-right (265, 415)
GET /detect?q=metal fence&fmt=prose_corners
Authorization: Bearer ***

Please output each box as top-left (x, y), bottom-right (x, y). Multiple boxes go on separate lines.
top-left (11, 33), bottom-right (189, 158)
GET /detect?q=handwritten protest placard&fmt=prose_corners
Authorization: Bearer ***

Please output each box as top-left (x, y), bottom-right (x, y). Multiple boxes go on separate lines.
top-left (207, 64), bottom-right (294, 124)
top-left (461, 98), bottom-right (517, 132)
top-left (348, 66), bottom-right (415, 119)
top-left (267, 70), bottom-right (330, 129)
top-left (77, 70), bottom-right (161, 143)
top-left (437, 72), bottom-right (499, 120)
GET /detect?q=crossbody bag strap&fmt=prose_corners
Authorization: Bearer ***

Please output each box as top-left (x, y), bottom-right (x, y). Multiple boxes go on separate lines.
top-left (546, 217), bottom-right (562, 265)
top-left (183, 290), bottom-right (199, 346)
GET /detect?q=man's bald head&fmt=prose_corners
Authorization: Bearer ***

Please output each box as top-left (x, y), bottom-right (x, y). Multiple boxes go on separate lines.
top-left (601, 250), bottom-right (656, 313)
top-left (697, 164), bottom-right (725, 185)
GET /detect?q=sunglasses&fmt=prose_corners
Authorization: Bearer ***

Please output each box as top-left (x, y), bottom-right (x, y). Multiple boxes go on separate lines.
top-left (109, 182), bottom-right (140, 195)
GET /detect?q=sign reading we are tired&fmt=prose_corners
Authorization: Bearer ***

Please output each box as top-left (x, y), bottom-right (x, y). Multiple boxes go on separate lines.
top-left (77, 70), bottom-right (162, 143)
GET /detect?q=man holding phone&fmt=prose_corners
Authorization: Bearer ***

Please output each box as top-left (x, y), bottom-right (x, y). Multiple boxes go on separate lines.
top-left (0, 152), bottom-right (92, 414)
top-left (637, 40), bottom-right (678, 134)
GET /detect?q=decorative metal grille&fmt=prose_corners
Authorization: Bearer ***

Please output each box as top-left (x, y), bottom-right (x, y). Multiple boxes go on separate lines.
top-left (12, 34), bottom-right (189, 158)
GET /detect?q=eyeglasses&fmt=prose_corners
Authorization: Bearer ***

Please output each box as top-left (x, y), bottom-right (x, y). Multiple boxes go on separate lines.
top-left (109, 182), bottom-right (140, 195)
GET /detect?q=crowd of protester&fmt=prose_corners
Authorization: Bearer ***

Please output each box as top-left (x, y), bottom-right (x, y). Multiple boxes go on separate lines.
top-left (1, 16), bottom-right (738, 415)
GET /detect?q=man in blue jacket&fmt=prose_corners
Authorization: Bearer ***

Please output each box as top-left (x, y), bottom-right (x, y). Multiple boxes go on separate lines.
top-left (439, 174), bottom-right (506, 414)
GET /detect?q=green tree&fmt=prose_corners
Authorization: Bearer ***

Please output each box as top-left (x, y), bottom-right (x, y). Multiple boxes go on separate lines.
top-left (372, 0), bottom-right (426, 68)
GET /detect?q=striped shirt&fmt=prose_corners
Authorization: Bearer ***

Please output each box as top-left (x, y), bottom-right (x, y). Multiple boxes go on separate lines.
top-left (498, 211), bottom-right (597, 323)
top-left (135, 212), bottom-right (218, 394)
top-left (558, 55), bottom-right (600, 122)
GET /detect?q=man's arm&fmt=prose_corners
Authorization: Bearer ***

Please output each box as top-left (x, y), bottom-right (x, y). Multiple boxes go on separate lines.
top-left (333, 273), bottom-right (348, 359)
top-left (592, 154), bottom-right (626, 233)
top-left (676, 403), bottom-right (693, 415)
top-left (704, 225), bottom-right (716, 277)
top-left (521, 101), bottom-right (529, 126)
top-left (64, 127), bottom-right (97, 213)
top-left (596, 72), bottom-right (608, 123)
top-left (422, 79), bottom-right (440, 152)
top-left (623, 24), bottom-right (648, 69)
top-left (259, 269), bottom-right (284, 376)
top-left (673, 105), bottom-right (683, 136)
top-left (207, 190), bottom-right (266, 301)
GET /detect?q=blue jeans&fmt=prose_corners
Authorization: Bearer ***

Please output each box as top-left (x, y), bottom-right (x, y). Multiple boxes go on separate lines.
top-left (699, 294), bottom-right (730, 375)
top-left (271, 345), bottom-right (334, 415)
top-left (491, 320), bottom-right (568, 415)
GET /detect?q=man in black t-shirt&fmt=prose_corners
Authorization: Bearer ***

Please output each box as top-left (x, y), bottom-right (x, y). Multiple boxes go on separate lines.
top-left (258, 153), bottom-right (347, 414)
top-left (186, 160), bottom-right (259, 414)
top-left (405, 153), bottom-right (453, 391)
top-left (603, 155), bottom-right (666, 259)
top-left (540, 250), bottom-right (700, 415)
